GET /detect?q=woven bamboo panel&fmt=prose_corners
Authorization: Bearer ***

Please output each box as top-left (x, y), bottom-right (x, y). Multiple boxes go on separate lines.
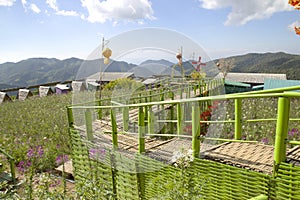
top-left (137, 155), bottom-right (270, 200)
top-left (270, 163), bottom-right (300, 200)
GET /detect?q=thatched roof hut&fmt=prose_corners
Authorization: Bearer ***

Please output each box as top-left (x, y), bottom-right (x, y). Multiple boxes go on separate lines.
top-left (0, 92), bottom-right (12, 104)
top-left (18, 89), bottom-right (33, 101)
top-left (71, 81), bottom-right (87, 92)
top-left (39, 86), bottom-right (54, 97)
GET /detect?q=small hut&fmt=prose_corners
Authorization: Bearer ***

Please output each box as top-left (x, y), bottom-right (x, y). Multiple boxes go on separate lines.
top-left (0, 92), bottom-right (12, 104)
top-left (71, 81), bottom-right (87, 92)
top-left (87, 82), bottom-right (100, 91)
top-left (39, 86), bottom-right (54, 97)
top-left (18, 89), bottom-right (33, 101)
top-left (55, 84), bottom-right (70, 95)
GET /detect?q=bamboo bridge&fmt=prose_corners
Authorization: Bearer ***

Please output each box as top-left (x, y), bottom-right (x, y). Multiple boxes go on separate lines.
top-left (66, 78), bottom-right (300, 200)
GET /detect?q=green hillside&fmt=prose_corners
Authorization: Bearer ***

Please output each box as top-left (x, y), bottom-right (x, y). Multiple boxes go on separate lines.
top-left (217, 52), bottom-right (300, 79)
top-left (1, 52), bottom-right (300, 90)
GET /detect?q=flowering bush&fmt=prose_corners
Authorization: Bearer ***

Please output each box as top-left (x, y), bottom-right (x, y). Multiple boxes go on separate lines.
top-left (171, 148), bottom-right (194, 169)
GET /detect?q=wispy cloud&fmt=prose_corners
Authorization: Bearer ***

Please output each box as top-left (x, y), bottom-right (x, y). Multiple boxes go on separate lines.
top-left (21, 0), bottom-right (41, 14)
top-left (80, 0), bottom-right (155, 24)
top-left (0, 0), bottom-right (15, 6)
top-left (199, 0), bottom-right (292, 25)
top-left (30, 3), bottom-right (41, 13)
top-left (46, 0), bottom-right (78, 16)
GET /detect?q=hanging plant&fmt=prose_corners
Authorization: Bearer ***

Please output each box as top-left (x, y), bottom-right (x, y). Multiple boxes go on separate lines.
top-left (289, 0), bottom-right (300, 35)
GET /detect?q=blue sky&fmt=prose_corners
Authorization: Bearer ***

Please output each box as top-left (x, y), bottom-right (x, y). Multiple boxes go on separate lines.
top-left (0, 0), bottom-right (300, 64)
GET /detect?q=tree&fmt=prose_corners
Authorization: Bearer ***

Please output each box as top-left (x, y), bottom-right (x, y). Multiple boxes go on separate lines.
top-left (190, 70), bottom-right (206, 79)
top-left (216, 58), bottom-right (235, 78)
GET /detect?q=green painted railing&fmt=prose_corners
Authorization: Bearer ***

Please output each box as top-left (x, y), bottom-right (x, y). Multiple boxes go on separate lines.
top-left (67, 83), bottom-right (300, 199)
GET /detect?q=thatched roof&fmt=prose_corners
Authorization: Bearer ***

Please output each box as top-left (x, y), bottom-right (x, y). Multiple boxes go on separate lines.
top-left (0, 92), bottom-right (12, 103)
top-left (39, 86), bottom-right (53, 97)
top-left (55, 84), bottom-right (70, 90)
top-left (71, 81), bottom-right (87, 92)
top-left (18, 89), bottom-right (33, 101)
top-left (217, 73), bottom-right (286, 84)
top-left (86, 72), bottom-right (134, 82)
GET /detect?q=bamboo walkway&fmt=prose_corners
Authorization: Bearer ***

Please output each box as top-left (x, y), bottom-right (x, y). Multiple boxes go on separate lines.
top-left (62, 82), bottom-right (300, 178)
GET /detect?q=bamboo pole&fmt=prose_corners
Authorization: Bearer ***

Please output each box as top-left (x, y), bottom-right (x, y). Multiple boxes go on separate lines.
top-left (148, 107), bottom-right (155, 136)
top-left (234, 99), bottom-right (242, 140)
top-left (274, 97), bottom-right (290, 173)
top-left (85, 109), bottom-right (93, 141)
top-left (177, 103), bottom-right (183, 135)
top-left (110, 109), bottom-right (118, 150)
top-left (122, 106), bottom-right (129, 132)
top-left (192, 102), bottom-right (201, 157)
top-left (97, 100), bottom-right (102, 120)
top-left (66, 106), bottom-right (74, 128)
top-left (138, 107), bottom-right (145, 153)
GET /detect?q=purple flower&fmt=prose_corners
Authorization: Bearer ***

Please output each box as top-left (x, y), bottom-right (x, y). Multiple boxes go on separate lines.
top-left (55, 154), bottom-right (69, 166)
top-left (289, 128), bottom-right (299, 137)
top-left (26, 145), bottom-right (44, 159)
top-left (36, 146), bottom-right (44, 158)
top-left (50, 179), bottom-right (61, 187)
top-left (27, 148), bottom-right (34, 158)
top-left (261, 137), bottom-right (269, 145)
top-left (89, 148), bottom-right (106, 160)
top-left (17, 160), bottom-right (32, 173)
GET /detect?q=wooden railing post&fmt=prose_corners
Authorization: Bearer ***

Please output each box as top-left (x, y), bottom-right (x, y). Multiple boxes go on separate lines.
top-left (274, 97), bottom-right (290, 169)
top-left (85, 108), bottom-right (93, 141)
top-left (110, 109), bottom-right (118, 150)
top-left (234, 99), bottom-right (242, 140)
top-left (138, 107), bottom-right (145, 153)
top-left (192, 102), bottom-right (201, 157)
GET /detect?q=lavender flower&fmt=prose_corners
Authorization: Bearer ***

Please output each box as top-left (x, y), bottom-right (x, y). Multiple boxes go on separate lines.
top-left (89, 148), bottom-right (106, 160)
top-left (26, 145), bottom-right (44, 159)
top-left (55, 154), bottom-right (69, 166)
top-left (261, 137), bottom-right (269, 145)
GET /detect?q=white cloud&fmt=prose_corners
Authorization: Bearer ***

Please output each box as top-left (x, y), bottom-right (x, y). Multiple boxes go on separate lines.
top-left (21, 0), bottom-right (41, 14)
top-left (199, 0), bottom-right (292, 25)
top-left (21, 0), bottom-right (27, 6)
top-left (46, 0), bottom-right (58, 10)
top-left (81, 0), bottom-right (155, 23)
top-left (30, 4), bottom-right (41, 13)
top-left (0, 0), bottom-right (15, 6)
top-left (56, 10), bottom-right (78, 16)
top-left (46, 0), bottom-right (78, 16)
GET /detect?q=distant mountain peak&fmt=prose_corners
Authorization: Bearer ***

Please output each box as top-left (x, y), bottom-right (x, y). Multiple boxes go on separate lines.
top-left (139, 59), bottom-right (174, 66)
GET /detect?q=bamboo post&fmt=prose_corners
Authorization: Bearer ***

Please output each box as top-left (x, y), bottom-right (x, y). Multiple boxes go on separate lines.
top-left (138, 107), bottom-right (145, 153)
top-left (148, 107), bottom-right (155, 136)
top-left (10, 158), bottom-right (16, 186)
top-left (274, 97), bottom-right (290, 169)
top-left (111, 109), bottom-right (118, 150)
top-left (234, 99), bottom-right (242, 140)
top-left (177, 103), bottom-right (183, 135)
top-left (192, 102), bottom-right (201, 157)
top-left (97, 100), bottom-right (102, 120)
top-left (123, 106), bottom-right (129, 132)
top-left (85, 109), bottom-right (93, 141)
top-left (170, 92), bottom-right (175, 134)
top-left (67, 106), bottom-right (74, 128)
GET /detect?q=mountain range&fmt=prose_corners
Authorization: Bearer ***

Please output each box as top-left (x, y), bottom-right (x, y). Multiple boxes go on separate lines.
top-left (0, 52), bottom-right (299, 90)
